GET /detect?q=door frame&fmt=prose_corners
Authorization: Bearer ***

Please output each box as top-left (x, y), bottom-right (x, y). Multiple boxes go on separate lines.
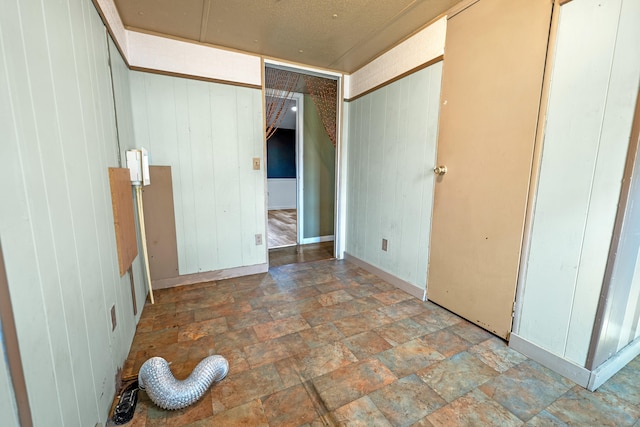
top-left (263, 60), bottom-right (344, 259)
top-left (293, 92), bottom-right (305, 245)
top-left (511, 0), bottom-right (561, 335)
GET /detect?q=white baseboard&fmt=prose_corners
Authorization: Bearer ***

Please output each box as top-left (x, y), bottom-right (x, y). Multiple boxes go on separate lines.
top-left (152, 263), bottom-right (269, 290)
top-left (344, 252), bottom-right (426, 301)
top-left (268, 205), bottom-right (297, 210)
top-left (587, 336), bottom-right (640, 391)
top-left (301, 235), bottom-right (334, 245)
top-left (509, 333), bottom-right (590, 387)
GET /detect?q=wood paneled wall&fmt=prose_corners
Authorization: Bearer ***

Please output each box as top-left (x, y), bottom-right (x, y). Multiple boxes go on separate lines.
top-left (518, 0), bottom-right (640, 366)
top-left (0, 1), bottom-right (145, 425)
top-left (129, 71), bottom-right (266, 274)
top-left (345, 63), bottom-right (442, 290)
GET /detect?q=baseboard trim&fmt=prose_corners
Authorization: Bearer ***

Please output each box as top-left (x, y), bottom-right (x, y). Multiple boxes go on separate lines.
top-left (301, 235), bottom-right (335, 245)
top-left (152, 263), bottom-right (269, 290)
top-left (268, 205), bottom-right (297, 210)
top-left (587, 336), bottom-right (640, 391)
top-left (344, 253), bottom-right (426, 301)
top-left (509, 333), bottom-right (590, 387)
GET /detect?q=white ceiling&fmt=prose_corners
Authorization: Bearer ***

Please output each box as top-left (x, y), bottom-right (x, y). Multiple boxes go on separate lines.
top-left (112, 0), bottom-right (463, 73)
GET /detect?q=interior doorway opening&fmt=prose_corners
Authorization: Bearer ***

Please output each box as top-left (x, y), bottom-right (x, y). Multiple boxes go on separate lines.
top-left (264, 64), bottom-right (340, 267)
top-left (266, 94), bottom-right (301, 249)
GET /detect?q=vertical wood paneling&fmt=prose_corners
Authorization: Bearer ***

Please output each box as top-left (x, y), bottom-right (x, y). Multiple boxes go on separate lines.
top-left (379, 82), bottom-right (401, 273)
top-left (108, 37), bottom-right (148, 328)
top-left (567, 0), bottom-right (640, 364)
top-left (0, 1), bottom-right (63, 423)
top-left (188, 80), bottom-right (216, 270)
top-left (364, 88), bottom-right (387, 264)
top-left (519, 0), bottom-right (640, 366)
top-left (129, 72), bottom-right (266, 274)
top-left (0, 0), bottom-right (145, 425)
top-left (212, 84), bottom-right (244, 269)
top-left (238, 88), bottom-right (265, 265)
top-left (346, 63), bottom-right (442, 289)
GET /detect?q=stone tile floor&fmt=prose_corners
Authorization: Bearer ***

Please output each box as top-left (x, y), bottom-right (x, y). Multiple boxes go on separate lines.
top-left (117, 259), bottom-right (640, 426)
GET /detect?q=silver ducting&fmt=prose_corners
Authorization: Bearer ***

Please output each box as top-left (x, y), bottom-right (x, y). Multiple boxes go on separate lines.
top-left (138, 355), bottom-right (229, 410)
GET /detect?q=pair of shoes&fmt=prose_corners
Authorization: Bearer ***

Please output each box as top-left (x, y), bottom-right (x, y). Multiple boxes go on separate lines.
top-left (111, 380), bottom-right (139, 425)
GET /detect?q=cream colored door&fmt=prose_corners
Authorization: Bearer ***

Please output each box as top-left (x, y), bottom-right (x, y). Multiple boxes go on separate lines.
top-left (427, 0), bottom-right (553, 339)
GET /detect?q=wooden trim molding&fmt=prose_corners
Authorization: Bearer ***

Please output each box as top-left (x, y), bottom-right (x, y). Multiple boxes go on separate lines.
top-left (512, 0), bottom-right (561, 334)
top-left (129, 66), bottom-right (262, 90)
top-left (447, 0), bottom-right (481, 19)
top-left (345, 55), bottom-right (444, 102)
top-left (0, 244), bottom-right (33, 426)
top-left (91, 0), bottom-right (130, 68)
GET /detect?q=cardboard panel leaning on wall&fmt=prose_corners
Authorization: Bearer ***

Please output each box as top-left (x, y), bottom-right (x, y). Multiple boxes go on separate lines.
top-left (1, 0), bottom-right (145, 425)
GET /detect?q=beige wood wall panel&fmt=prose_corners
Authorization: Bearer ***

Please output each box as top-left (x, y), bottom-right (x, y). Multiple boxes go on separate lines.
top-left (141, 166), bottom-right (179, 282)
top-left (109, 168), bottom-right (138, 276)
top-left (427, 0), bottom-right (552, 339)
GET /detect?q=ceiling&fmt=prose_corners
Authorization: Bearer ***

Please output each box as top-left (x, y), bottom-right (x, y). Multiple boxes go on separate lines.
top-left (113, 0), bottom-right (463, 73)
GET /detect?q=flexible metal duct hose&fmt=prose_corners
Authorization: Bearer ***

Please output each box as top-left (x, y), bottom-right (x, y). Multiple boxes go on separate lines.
top-left (138, 355), bottom-right (229, 410)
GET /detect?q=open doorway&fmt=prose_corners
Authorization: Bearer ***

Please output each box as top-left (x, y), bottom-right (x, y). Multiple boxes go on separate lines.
top-left (266, 94), bottom-right (302, 249)
top-left (264, 65), bottom-right (338, 267)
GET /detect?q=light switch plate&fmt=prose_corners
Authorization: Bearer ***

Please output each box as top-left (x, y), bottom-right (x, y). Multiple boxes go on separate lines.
top-left (252, 157), bottom-right (261, 170)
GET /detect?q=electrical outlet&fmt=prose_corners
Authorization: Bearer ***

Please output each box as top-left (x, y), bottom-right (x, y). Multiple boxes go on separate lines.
top-left (382, 238), bottom-right (388, 251)
top-left (252, 157), bottom-right (261, 170)
top-left (111, 305), bottom-right (117, 331)
top-left (255, 234), bottom-right (263, 245)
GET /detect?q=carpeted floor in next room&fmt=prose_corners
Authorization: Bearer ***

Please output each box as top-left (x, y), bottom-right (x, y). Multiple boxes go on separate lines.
top-left (117, 259), bottom-right (640, 426)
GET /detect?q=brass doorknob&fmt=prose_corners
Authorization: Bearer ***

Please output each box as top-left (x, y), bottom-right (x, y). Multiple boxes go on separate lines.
top-left (434, 165), bottom-right (448, 176)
